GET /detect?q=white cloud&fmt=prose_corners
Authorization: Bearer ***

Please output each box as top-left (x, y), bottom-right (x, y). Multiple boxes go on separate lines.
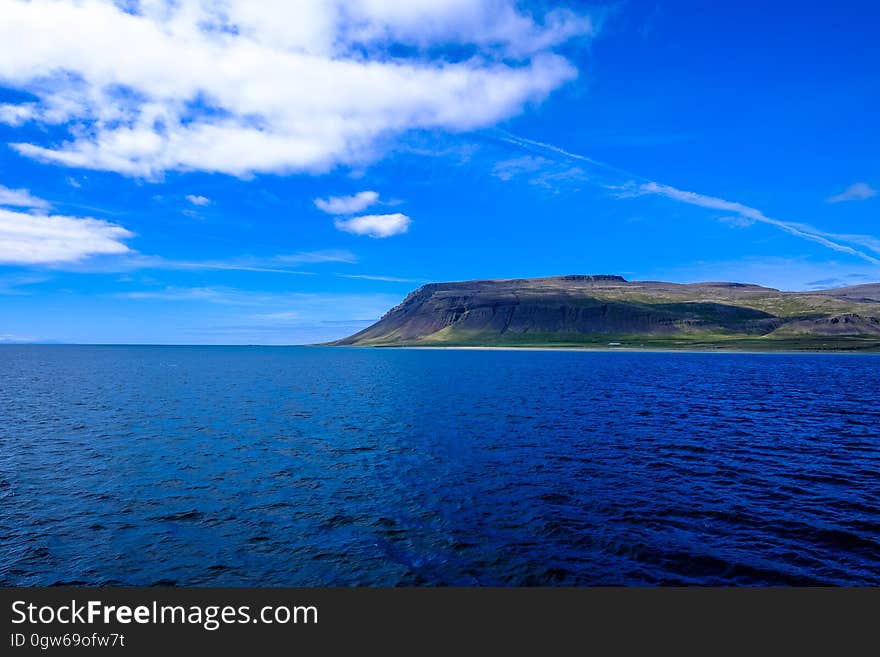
top-left (185, 194), bottom-right (211, 206)
top-left (315, 191), bottom-right (379, 215)
top-left (0, 102), bottom-right (37, 126)
top-left (827, 182), bottom-right (877, 203)
top-left (116, 286), bottom-right (237, 303)
top-left (18, 248), bottom-right (359, 274)
top-left (335, 213), bottom-right (411, 238)
top-left (131, 248), bottom-right (359, 273)
top-left (0, 207), bottom-right (133, 265)
top-left (0, 185), bottom-right (51, 211)
top-left (492, 153), bottom-right (588, 192)
top-left (0, 0), bottom-right (594, 177)
top-left (492, 156), bottom-right (550, 181)
top-left (0, 181), bottom-right (131, 268)
top-left (132, 256), bottom-right (315, 275)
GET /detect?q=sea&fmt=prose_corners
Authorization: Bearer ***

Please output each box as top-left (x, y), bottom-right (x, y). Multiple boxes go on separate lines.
top-left (1, 345), bottom-right (878, 586)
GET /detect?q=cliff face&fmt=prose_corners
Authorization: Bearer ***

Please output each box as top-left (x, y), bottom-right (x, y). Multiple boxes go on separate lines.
top-left (329, 276), bottom-right (880, 349)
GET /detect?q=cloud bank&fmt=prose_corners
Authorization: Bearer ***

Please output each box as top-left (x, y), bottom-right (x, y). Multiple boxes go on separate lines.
top-left (0, 0), bottom-right (595, 178)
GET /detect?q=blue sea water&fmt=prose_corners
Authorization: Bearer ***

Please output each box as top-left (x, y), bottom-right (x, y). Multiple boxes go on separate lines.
top-left (1, 345), bottom-right (878, 586)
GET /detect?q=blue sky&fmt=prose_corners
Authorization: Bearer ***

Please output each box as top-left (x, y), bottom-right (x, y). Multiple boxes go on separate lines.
top-left (1, 0), bottom-right (878, 344)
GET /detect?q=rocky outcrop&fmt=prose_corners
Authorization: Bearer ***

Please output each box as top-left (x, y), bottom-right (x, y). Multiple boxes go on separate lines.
top-left (773, 313), bottom-right (880, 336)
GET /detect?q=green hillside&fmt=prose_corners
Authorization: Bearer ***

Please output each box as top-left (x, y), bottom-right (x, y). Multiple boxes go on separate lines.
top-left (329, 276), bottom-right (880, 351)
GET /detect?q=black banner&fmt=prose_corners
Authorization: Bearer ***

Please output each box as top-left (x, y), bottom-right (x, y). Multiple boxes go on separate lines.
top-left (2, 587), bottom-right (877, 654)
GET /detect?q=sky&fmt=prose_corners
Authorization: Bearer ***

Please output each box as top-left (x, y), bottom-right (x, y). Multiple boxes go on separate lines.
top-left (0, 0), bottom-right (879, 344)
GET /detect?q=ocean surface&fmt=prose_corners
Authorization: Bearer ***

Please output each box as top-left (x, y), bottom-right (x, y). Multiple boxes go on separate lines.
top-left (1, 345), bottom-right (878, 586)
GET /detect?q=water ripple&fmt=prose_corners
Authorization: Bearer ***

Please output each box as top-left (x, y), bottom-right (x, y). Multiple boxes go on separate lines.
top-left (0, 345), bottom-right (878, 586)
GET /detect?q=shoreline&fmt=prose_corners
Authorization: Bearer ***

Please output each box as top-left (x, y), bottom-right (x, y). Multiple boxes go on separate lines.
top-left (334, 345), bottom-right (880, 355)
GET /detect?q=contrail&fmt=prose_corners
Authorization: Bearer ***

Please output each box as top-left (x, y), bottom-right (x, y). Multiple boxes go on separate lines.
top-left (493, 129), bottom-right (649, 182)
top-left (492, 130), bottom-right (880, 267)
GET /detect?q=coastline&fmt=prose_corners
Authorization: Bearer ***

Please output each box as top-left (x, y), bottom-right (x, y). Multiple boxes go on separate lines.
top-left (331, 344), bottom-right (880, 355)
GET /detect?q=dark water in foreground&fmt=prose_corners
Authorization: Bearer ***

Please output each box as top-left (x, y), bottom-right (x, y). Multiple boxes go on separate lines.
top-left (1, 345), bottom-right (878, 586)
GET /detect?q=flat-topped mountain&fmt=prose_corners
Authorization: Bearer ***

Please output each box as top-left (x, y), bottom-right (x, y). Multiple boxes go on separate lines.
top-left (330, 275), bottom-right (880, 351)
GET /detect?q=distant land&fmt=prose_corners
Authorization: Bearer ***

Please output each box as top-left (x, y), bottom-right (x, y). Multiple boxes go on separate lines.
top-left (329, 275), bottom-right (880, 351)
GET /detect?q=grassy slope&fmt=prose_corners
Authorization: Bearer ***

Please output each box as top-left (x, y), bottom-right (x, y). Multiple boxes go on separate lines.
top-left (582, 287), bottom-right (879, 318)
top-left (409, 329), bottom-right (880, 352)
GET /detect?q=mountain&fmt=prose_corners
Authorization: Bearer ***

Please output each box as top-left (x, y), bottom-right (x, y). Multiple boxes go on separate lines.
top-left (329, 275), bottom-right (880, 351)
